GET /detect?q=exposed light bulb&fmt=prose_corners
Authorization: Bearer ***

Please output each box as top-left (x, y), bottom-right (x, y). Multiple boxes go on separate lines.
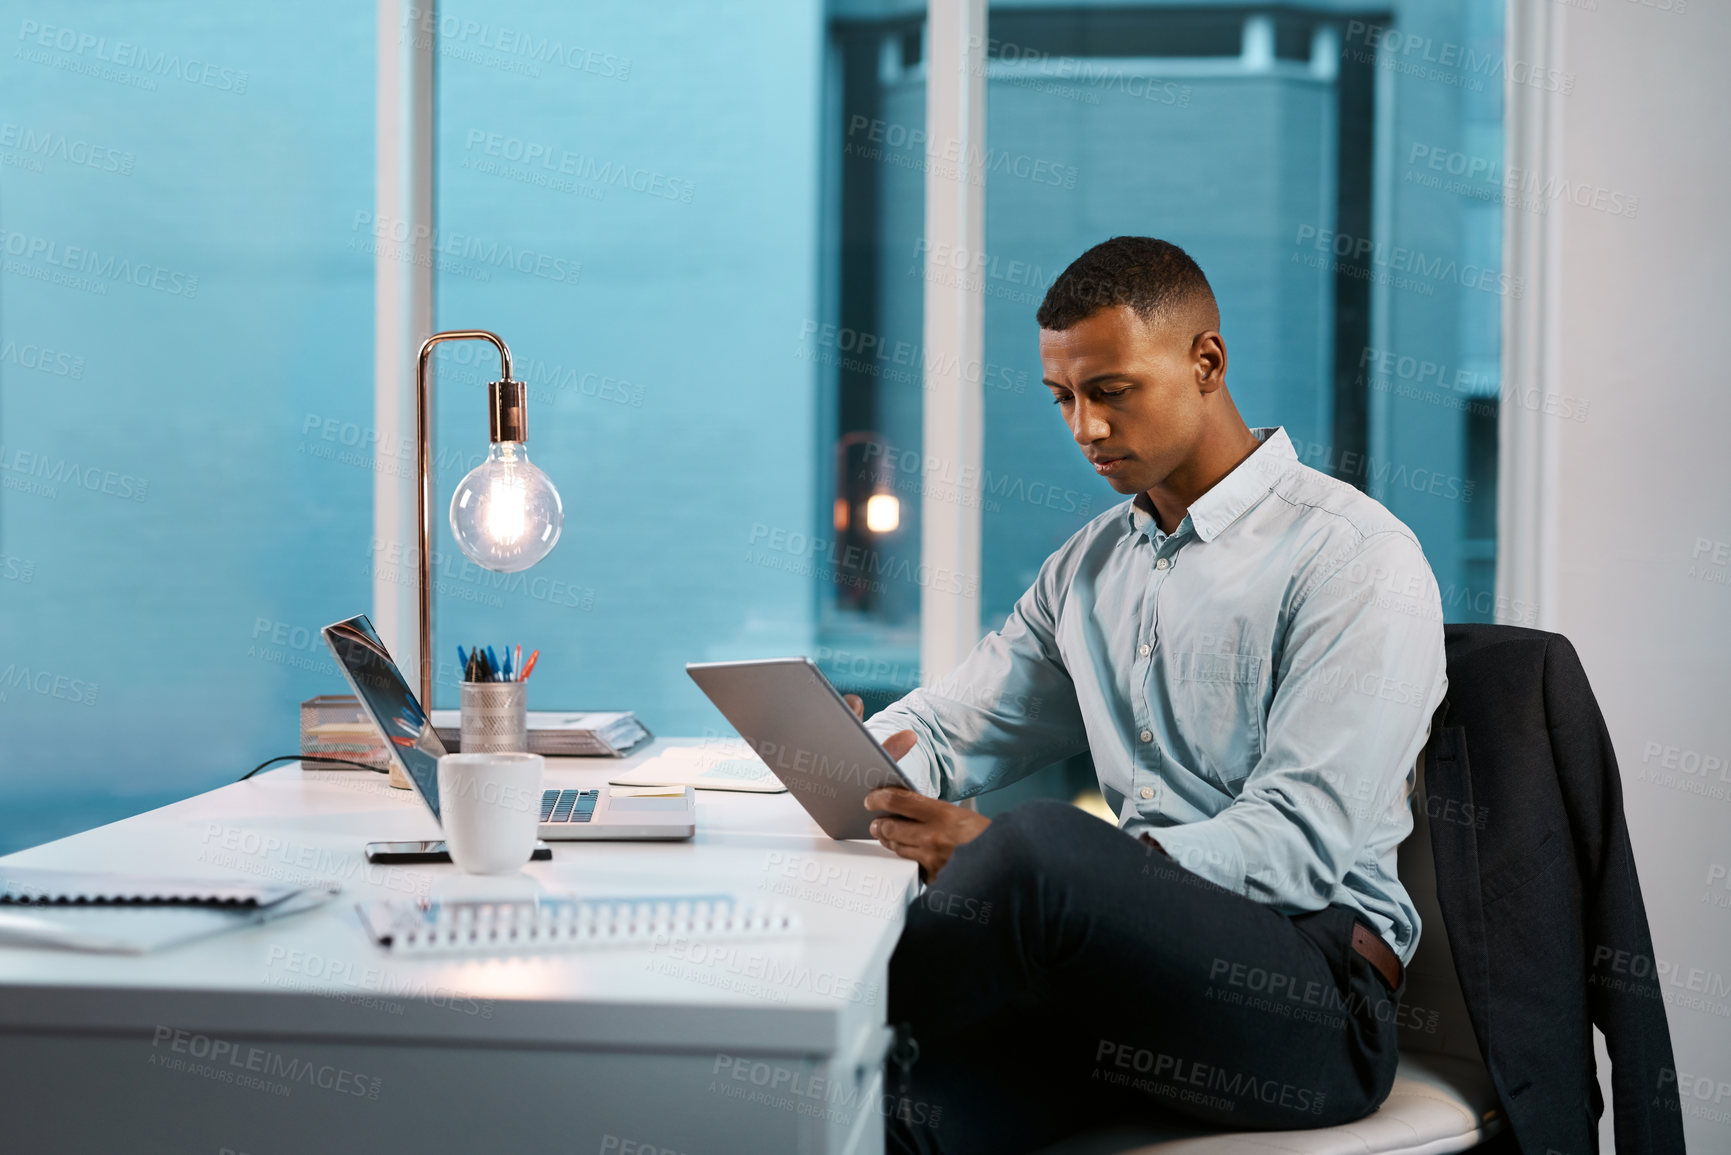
top-left (864, 493), bottom-right (900, 534)
top-left (450, 441), bottom-right (563, 572)
top-left (484, 474), bottom-right (528, 543)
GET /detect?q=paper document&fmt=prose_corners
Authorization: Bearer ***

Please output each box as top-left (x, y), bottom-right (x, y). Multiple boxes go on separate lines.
top-left (609, 742), bottom-right (787, 793)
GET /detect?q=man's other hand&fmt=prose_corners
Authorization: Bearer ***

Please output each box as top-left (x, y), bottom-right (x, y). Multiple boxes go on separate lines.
top-left (861, 786), bottom-right (990, 880)
top-left (844, 693), bottom-right (918, 762)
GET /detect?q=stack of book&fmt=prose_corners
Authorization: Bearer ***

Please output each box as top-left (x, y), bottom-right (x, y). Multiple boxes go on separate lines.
top-left (299, 695), bottom-right (391, 769)
top-left (429, 710), bottom-right (651, 757)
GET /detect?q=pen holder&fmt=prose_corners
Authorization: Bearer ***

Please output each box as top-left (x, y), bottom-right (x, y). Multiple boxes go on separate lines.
top-left (460, 681), bottom-right (528, 754)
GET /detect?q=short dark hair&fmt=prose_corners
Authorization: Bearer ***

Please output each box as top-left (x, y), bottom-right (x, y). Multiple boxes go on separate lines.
top-left (1036, 236), bottom-right (1216, 331)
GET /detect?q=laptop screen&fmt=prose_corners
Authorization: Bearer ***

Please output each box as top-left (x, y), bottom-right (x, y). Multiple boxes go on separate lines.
top-left (321, 614), bottom-right (447, 822)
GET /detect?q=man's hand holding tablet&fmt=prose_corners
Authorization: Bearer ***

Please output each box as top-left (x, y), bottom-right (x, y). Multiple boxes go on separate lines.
top-left (844, 694), bottom-right (992, 880)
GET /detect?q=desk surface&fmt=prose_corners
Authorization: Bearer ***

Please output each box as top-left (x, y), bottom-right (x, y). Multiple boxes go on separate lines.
top-left (0, 739), bottom-right (919, 1057)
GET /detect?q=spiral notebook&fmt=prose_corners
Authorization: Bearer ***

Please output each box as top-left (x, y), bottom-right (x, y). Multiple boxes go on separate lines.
top-left (356, 893), bottom-right (800, 955)
top-left (0, 868), bottom-right (340, 954)
top-left (0, 867), bottom-right (312, 908)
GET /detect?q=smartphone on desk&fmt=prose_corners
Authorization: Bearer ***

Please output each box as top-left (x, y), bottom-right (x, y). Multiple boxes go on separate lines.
top-left (364, 840), bottom-right (553, 864)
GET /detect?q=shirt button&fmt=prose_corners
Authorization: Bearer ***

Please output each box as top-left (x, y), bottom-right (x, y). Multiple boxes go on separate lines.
top-left (1139, 729), bottom-right (1153, 742)
top-left (1155, 557), bottom-right (1171, 571)
top-left (1138, 643), bottom-right (1151, 657)
top-left (1139, 786), bottom-right (1154, 800)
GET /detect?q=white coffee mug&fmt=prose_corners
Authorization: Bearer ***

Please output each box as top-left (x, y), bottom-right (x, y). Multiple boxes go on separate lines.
top-left (436, 752), bottom-right (544, 875)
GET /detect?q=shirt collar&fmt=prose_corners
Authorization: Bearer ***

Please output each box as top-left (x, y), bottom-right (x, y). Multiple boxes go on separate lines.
top-left (1125, 427), bottom-right (1297, 544)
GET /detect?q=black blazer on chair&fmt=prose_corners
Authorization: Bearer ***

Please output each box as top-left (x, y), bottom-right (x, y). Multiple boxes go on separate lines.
top-left (1426, 625), bottom-right (1685, 1153)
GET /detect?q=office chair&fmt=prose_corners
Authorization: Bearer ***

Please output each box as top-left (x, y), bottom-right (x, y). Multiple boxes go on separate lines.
top-left (1039, 747), bottom-right (1505, 1154)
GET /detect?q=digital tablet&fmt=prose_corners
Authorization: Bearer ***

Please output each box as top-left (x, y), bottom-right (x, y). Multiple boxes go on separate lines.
top-left (685, 658), bottom-right (917, 840)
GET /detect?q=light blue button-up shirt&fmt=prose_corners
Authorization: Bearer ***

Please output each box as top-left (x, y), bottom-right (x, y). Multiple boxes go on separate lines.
top-left (865, 427), bottom-right (1446, 962)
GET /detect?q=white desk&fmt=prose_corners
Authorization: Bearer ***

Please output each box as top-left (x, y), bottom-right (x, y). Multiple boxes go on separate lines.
top-left (0, 740), bottom-right (919, 1155)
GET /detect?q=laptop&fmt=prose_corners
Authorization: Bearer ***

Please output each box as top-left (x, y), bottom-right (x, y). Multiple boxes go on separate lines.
top-left (321, 615), bottom-right (695, 841)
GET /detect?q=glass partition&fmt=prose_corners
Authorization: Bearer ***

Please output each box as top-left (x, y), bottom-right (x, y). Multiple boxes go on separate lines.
top-left (821, 0), bottom-right (1507, 811)
top-left (974, 0), bottom-right (1507, 635)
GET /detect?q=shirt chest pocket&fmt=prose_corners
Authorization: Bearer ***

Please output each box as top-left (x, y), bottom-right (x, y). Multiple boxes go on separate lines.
top-left (1171, 651), bottom-right (1267, 790)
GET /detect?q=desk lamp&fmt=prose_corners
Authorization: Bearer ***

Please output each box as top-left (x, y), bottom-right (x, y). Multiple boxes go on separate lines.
top-left (413, 330), bottom-right (564, 710)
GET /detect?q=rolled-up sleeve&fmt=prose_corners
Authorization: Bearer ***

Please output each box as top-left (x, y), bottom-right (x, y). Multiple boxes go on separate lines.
top-left (864, 556), bottom-right (1089, 801)
top-left (1148, 531), bottom-right (1447, 910)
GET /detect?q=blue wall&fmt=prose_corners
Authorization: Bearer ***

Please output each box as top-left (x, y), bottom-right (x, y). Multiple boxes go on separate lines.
top-left (0, 0), bottom-right (829, 853)
top-left (0, 2), bottom-right (374, 851)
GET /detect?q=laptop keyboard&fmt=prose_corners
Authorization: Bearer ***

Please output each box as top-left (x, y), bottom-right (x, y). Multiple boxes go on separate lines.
top-left (541, 789), bottom-right (600, 824)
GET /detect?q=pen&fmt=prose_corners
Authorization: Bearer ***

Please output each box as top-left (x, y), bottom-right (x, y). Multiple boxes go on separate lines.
top-left (515, 645), bottom-right (522, 682)
top-left (458, 646), bottom-right (469, 676)
top-left (520, 649), bottom-right (540, 682)
top-left (486, 646), bottom-right (501, 681)
top-left (502, 646), bottom-right (513, 681)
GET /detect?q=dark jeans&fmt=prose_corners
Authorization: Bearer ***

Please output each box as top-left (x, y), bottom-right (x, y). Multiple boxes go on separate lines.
top-left (884, 801), bottom-right (1405, 1155)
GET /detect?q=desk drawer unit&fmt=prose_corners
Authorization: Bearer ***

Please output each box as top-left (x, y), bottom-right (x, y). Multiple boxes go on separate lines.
top-left (0, 998), bottom-right (899, 1155)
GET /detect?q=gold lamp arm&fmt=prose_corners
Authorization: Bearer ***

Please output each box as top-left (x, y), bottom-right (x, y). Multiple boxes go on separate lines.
top-left (413, 330), bottom-right (516, 711)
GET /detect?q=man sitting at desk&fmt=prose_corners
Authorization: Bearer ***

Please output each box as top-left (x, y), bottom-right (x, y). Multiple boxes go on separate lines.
top-left (850, 237), bottom-right (1446, 1154)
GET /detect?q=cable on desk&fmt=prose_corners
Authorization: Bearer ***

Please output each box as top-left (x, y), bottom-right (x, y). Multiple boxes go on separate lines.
top-left (237, 755), bottom-right (391, 782)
